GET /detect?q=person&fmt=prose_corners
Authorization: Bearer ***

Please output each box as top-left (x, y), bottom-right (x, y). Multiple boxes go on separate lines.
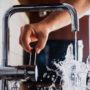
top-left (19, 0), bottom-right (90, 54)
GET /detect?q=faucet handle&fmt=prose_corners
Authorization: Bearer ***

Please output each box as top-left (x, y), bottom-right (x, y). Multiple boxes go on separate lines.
top-left (29, 42), bottom-right (37, 65)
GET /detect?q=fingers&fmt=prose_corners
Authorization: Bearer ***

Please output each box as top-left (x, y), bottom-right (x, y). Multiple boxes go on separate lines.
top-left (19, 26), bottom-right (32, 53)
top-left (36, 34), bottom-right (48, 54)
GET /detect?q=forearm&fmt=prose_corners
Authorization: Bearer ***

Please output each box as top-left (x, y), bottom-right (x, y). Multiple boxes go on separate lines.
top-left (38, 0), bottom-right (90, 33)
top-left (39, 11), bottom-right (71, 32)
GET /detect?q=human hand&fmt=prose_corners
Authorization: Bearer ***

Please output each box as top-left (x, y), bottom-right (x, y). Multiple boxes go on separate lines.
top-left (19, 23), bottom-right (49, 54)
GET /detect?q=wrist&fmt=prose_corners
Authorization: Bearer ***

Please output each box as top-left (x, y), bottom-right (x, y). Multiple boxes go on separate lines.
top-left (39, 20), bottom-right (54, 34)
top-left (38, 21), bottom-right (52, 34)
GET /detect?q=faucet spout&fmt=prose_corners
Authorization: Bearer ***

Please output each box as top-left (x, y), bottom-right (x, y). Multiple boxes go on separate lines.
top-left (3, 3), bottom-right (79, 66)
top-left (62, 3), bottom-right (79, 32)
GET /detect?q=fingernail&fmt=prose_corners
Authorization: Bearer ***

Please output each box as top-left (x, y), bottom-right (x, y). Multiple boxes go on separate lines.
top-left (36, 48), bottom-right (41, 54)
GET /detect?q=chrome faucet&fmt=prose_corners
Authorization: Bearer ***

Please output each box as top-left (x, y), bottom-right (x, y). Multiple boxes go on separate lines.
top-left (3, 3), bottom-right (79, 66)
top-left (1, 3), bottom-right (79, 90)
